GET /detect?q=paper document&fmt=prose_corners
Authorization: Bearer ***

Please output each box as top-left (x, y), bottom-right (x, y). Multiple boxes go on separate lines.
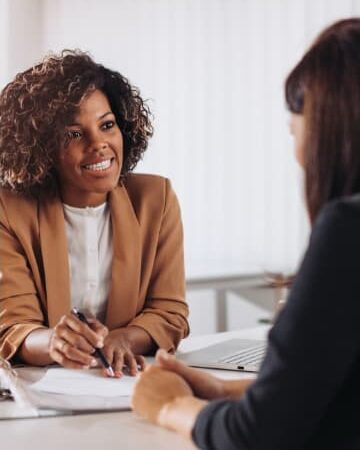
top-left (30, 368), bottom-right (138, 397)
top-left (1, 363), bottom-right (139, 416)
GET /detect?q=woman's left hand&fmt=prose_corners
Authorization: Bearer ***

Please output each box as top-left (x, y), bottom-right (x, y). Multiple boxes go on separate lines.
top-left (132, 365), bottom-right (194, 424)
top-left (102, 329), bottom-right (146, 377)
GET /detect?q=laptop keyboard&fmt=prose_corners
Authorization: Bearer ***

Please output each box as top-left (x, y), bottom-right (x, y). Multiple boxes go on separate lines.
top-left (217, 343), bottom-right (267, 366)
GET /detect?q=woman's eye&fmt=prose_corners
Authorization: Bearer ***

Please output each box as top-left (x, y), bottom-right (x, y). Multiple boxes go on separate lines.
top-left (67, 130), bottom-right (82, 140)
top-left (102, 121), bottom-right (115, 130)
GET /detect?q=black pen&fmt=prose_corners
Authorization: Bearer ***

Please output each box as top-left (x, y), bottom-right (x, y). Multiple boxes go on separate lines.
top-left (71, 307), bottom-right (115, 377)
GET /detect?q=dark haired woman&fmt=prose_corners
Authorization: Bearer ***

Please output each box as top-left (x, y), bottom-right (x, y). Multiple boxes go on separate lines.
top-left (0, 51), bottom-right (189, 377)
top-left (132, 18), bottom-right (360, 449)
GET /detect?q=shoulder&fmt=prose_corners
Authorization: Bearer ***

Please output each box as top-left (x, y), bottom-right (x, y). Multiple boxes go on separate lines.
top-left (123, 173), bottom-right (170, 195)
top-left (122, 173), bottom-right (176, 210)
top-left (317, 193), bottom-right (360, 221)
top-left (115, 174), bottom-right (181, 224)
top-left (0, 188), bottom-right (38, 226)
top-left (309, 194), bottom-right (360, 259)
top-left (0, 187), bottom-right (38, 206)
top-left (313, 194), bottom-right (360, 239)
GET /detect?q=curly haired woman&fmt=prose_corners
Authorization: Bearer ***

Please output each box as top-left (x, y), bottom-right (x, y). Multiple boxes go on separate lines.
top-left (0, 50), bottom-right (189, 377)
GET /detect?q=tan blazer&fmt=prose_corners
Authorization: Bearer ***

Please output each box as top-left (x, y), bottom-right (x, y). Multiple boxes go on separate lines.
top-left (0, 174), bottom-right (189, 360)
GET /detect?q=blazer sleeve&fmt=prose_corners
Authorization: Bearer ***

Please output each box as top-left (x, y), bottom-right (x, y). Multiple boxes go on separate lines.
top-left (127, 179), bottom-right (189, 352)
top-left (192, 200), bottom-right (360, 450)
top-left (0, 197), bottom-right (46, 360)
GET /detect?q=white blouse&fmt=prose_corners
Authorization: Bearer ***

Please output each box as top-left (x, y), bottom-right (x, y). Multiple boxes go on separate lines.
top-left (63, 202), bottom-right (113, 322)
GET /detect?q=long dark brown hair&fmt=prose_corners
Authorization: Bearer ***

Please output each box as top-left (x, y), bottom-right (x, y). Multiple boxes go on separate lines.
top-left (285, 18), bottom-right (360, 223)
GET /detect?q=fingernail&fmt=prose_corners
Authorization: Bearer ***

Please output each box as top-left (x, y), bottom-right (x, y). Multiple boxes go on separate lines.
top-left (107, 367), bottom-right (115, 377)
top-left (97, 341), bottom-right (103, 348)
top-left (91, 359), bottom-right (97, 367)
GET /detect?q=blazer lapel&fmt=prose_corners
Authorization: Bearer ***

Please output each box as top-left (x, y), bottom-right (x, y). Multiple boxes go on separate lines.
top-left (105, 186), bottom-right (141, 329)
top-left (39, 197), bottom-right (71, 328)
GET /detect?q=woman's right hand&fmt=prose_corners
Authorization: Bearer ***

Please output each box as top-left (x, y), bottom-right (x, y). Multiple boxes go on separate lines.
top-left (49, 313), bottom-right (108, 369)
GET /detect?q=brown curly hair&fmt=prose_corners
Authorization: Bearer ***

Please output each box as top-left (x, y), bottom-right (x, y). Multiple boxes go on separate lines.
top-left (0, 49), bottom-right (153, 196)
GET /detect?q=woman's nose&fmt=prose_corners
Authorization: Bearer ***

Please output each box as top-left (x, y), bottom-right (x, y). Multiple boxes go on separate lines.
top-left (87, 133), bottom-right (108, 153)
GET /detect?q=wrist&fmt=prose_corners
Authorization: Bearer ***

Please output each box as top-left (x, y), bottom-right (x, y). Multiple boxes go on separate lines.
top-left (212, 378), bottom-right (228, 399)
top-left (158, 396), bottom-right (208, 439)
top-left (19, 328), bottom-right (54, 365)
top-left (222, 377), bottom-right (254, 398)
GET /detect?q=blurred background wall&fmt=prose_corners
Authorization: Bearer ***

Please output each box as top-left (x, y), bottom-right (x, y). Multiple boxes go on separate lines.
top-left (2, 0), bottom-right (359, 333)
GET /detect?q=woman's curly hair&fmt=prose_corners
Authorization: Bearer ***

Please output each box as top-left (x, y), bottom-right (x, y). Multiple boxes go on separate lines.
top-left (0, 49), bottom-right (153, 196)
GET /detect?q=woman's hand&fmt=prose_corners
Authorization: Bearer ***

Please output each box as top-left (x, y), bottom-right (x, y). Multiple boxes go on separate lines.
top-left (49, 313), bottom-right (108, 369)
top-left (132, 365), bottom-right (194, 424)
top-left (154, 349), bottom-right (226, 399)
top-left (155, 349), bottom-right (254, 399)
top-left (102, 328), bottom-right (146, 377)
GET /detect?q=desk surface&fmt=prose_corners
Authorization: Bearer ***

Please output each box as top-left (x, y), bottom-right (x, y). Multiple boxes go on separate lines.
top-left (0, 326), bottom-right (269, 450)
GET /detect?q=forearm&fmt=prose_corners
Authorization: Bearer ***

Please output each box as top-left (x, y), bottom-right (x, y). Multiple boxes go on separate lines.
top-left (158, 396), bottom-right (208, 439)
top-left (18, 328), bottom-right (54, 366)
top-left (222, 377), bottom-right (254, 398)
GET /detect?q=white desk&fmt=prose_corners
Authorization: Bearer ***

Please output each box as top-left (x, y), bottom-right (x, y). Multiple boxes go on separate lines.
top-left (0, 326), bottom-right (269, 450)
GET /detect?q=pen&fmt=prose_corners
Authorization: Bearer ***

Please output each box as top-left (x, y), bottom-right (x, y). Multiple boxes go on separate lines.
top-left (71, 307), bottom-right (115, 377)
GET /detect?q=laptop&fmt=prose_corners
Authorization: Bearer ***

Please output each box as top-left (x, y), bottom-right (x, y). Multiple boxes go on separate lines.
top-left (177, 339), bottom-right (267, 372)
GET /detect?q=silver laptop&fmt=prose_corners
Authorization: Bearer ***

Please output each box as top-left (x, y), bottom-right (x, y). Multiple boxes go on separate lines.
top-left (177, 339), bottom-right (267, 372)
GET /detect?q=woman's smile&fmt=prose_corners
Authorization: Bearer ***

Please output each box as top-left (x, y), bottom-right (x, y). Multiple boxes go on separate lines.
top-left (81, 157), bottom-right (116, 175)
top-left (57, 89), bottom-right (124, 207)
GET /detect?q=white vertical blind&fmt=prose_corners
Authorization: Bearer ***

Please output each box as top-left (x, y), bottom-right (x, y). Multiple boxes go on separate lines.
top-left (2, 0), bottom-right (43, 82)
top-left (4, 0), bottom-right (360, 276)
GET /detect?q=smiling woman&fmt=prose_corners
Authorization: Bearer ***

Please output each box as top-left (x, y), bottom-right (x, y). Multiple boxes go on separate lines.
top-left (57, 90), bottom-right (124, 208)
top-left (0, 50), bottom-right (189, 376)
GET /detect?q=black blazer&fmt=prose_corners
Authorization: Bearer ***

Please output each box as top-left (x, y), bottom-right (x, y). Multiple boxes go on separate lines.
top-left (192, 196), bottom-right (360, 450)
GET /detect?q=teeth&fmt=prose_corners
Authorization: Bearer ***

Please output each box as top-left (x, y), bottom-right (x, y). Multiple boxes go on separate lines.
top-left (83, 159), bottom-right (111, 171)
